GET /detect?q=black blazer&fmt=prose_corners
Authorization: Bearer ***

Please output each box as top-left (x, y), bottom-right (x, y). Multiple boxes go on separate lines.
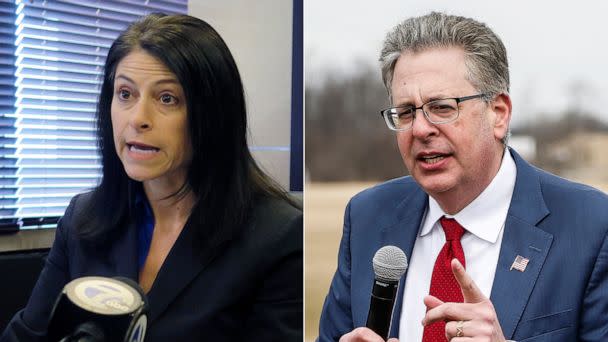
top-left (1, 192), bottom-right (303, 341)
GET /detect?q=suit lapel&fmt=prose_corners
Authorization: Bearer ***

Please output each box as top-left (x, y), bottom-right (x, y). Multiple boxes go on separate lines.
top-left (490, 149), bottom-right (553, 339)
top-left (490, 215), bottom-right (552, 338)
top-left (145, 218), bottom-right (231, 323)
top-left (383, 184), bottom-right (428, 338)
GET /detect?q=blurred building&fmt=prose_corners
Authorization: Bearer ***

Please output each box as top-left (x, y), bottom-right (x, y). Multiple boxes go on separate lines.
top-left (544, 132), bottom-right (608, 183)
top-left (509, 135), bottom-right (537, 161)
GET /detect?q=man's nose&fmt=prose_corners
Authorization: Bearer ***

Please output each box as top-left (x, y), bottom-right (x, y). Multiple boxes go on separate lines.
top-left (411, 109), bottom-right (438, 139)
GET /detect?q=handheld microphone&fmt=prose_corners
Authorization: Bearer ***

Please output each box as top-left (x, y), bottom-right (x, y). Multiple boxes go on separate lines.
top-left (47, 276), bottom-right (148, 342)
top-left (366, 246), bottom-right (408, 340)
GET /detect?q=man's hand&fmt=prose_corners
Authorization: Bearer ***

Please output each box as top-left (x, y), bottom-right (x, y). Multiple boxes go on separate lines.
top-left (422, 259), bottom-right (506, 341)
top-left (339, 327), bottom-right (399, 342)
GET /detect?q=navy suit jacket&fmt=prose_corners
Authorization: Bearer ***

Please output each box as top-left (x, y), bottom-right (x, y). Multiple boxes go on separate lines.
top-left (319, 149), bottom-right (608, 341)
top-left (1, 193), bottom-right (303, 341)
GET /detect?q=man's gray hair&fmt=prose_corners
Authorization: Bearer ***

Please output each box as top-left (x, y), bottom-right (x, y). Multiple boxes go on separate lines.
top-left (380, 12), bottom-right (509, 99)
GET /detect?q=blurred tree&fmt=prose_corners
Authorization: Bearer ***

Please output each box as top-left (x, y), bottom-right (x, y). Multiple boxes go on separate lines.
top-left (306, 65), bottom-right (406, 181)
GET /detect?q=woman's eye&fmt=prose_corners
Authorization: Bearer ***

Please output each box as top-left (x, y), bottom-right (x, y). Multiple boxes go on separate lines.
top-left (160, 94), bottom-right (178, 105)
top-left (118, 89), bottom-right (131, 100)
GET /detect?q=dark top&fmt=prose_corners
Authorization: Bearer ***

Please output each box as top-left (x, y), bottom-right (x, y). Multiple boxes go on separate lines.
top-left (135, 191), bottom-right (154, 271)
top-left (1, 191), bottom-right (303, 341)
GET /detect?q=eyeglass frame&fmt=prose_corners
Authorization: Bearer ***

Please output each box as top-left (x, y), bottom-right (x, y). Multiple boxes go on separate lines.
top-left (379, 93), bottom-right (490, 131)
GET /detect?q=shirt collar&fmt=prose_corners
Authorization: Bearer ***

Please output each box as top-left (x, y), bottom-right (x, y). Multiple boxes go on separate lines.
top-left (420, 149), bottom-right (517, 243)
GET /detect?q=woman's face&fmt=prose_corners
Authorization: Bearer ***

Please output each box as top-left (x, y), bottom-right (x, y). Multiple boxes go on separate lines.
top-left (111, 49), bottom-right (192, 187)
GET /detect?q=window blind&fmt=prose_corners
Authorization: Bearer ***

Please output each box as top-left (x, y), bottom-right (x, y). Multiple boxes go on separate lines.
top-left (1, 0), bottom-right (187, 232)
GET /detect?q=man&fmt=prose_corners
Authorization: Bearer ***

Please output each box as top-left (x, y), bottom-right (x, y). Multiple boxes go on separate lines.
top-left (318, 12), bottom-right (608, 342)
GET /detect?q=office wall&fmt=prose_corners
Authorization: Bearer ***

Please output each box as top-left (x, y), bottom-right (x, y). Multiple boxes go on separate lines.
top-left (189, 1), bottom-right (295, 189)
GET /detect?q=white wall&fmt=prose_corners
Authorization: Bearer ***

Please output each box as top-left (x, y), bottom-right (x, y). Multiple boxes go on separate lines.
top-left (189, 0), bottom-right (294, 189)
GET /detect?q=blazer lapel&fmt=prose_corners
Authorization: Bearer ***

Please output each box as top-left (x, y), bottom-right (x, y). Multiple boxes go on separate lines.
top-left (490, 149), bottom-right (552, 339)
top-left (384, 184), bottom-right (428, 338)
top-left (145, 219), bottom-right (231, 323)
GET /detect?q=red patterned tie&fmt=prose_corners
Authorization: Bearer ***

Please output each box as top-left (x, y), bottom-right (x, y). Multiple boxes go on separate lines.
top-left (422, 217), bottom-right (466, 342)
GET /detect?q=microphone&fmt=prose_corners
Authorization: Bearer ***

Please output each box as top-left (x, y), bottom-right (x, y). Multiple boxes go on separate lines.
top-left (366, 246), bottom-right (408, 340)
top-left (47, 276), bottom-right (148, 342)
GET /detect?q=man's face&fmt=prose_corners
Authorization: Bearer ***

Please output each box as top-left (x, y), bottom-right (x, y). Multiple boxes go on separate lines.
top-left (391, 47), bottom-right (510, 211)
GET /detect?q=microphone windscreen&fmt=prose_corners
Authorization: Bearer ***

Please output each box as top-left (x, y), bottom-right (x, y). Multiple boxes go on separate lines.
top-left (64, 276), bottom-right (145, 315)
top-left (48, 276), bottom-right (148, 342)
top-left (372, 246), bottom-right (408, 282)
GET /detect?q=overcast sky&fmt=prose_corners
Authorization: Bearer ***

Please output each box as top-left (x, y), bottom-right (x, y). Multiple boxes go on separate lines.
top-left (305, 0), bottom-right (608, 127)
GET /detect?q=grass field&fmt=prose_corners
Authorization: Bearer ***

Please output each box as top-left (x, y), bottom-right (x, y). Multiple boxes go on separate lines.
top-left (305, 182), bottom-right (375, 341)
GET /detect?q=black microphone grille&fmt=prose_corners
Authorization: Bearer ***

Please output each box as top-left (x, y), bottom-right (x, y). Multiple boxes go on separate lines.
top-left (372, 246), bottom-right (408, 282)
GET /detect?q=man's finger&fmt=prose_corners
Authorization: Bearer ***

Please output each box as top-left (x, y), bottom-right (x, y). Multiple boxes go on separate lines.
top-left (339, 327), bottom-right (386, 342)
top-left (422, 302), bottom-right (478, 326)
top-left (451, 258), bottom-right (486, 303)
top-left (423, 295), bottom-right (444, 310)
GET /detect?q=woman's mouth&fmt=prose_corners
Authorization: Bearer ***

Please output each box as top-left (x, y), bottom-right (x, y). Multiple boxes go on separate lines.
top-left (127, 142), bottom-right (159, 153)
top-left (128, 144), bottom-right (159, 153)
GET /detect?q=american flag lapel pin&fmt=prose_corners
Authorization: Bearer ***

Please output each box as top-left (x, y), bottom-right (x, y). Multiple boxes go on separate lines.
top-left (510, 255), bottom-right (530, 272)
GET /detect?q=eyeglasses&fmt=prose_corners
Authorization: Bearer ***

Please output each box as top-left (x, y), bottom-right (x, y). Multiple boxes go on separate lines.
top-left (380, 93), bottom-right (488, 131)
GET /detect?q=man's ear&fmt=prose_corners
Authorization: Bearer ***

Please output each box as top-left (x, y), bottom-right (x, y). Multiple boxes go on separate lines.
top-left (490, 93), bottom-right (512, 141)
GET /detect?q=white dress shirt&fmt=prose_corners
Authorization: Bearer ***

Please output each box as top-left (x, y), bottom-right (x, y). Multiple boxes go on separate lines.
top-left (398, 151), bottom-right (517, 341)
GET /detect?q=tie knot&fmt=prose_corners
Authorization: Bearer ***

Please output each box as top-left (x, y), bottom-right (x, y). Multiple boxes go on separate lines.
top-left (439, 217), bottom-right (465, 241)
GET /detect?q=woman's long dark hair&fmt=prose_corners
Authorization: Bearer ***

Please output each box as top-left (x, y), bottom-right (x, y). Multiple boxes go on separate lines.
top-left (76, 14), bottom-right (298, 249)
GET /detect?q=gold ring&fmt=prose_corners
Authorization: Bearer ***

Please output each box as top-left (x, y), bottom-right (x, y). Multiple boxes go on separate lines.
top-left (456, 320), bottom-right (464, 337)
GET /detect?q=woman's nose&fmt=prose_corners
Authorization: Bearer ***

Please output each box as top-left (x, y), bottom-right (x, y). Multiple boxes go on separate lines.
top-left (129, 99), bottom-right (152, 130)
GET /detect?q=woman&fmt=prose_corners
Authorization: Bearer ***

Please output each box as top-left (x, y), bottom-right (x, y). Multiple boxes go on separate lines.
top-left (1, 14), bottom-right (302, 341)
